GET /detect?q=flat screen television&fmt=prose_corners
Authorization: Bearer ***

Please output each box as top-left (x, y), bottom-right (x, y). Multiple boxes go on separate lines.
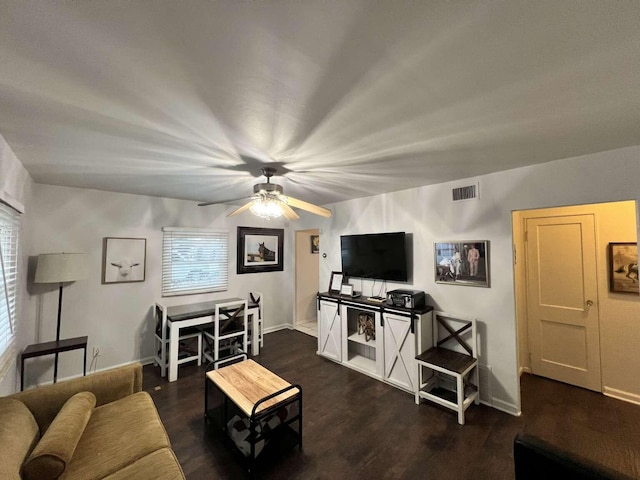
top-left (340, 232), bottom-right (408, 282)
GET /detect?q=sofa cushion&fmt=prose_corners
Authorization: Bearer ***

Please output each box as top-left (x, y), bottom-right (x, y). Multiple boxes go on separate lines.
top-left (0, 397), bottom-right (40, 479)
top-left (61, 391), bottom-right (171, 480)
top-left (11, 363), bottom-right (143, 432)
top-left (23, 391), bottom-right (96, 480)
top-left (100, 448), bottom-right (186, 480)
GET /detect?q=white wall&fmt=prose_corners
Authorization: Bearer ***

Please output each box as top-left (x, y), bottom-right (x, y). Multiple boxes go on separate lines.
top-left (318, 146), bottom-right (640, 415)
top-left (0, 135), bottom-right (29, 211)
top-left (21, 184), bottom-right (297, 388)
top-left (5, 144), bottom-right (640, 408)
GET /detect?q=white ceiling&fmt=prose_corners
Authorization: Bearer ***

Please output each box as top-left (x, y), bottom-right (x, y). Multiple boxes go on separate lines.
top-left (1, 1), bottom-right (639, 208)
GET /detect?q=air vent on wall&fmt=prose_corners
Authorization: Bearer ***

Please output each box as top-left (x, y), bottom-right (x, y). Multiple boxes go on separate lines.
top-left (452, 183), bottom-right (479, 202)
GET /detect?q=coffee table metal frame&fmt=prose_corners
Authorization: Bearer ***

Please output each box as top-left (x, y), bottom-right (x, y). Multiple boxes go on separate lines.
top-left (204, 360), bottom-right (302, 474)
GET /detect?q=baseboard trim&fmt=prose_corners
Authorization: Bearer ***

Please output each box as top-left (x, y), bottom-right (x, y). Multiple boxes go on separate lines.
top-left (603, 386), bottom-right (640, 406)
top-left (480, 397), bottom-right (521, 417)
top-left (519, 366), bottom-right (532, 376)
top-left (263, 324), bottom-right (293, 335)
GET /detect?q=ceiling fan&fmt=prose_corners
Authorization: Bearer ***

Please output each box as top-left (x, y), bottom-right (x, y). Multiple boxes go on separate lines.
top-left (198, 167), bottom-right (332, 220)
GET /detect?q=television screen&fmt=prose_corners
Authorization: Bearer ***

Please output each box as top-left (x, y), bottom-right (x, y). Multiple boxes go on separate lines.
top-left (340, 232), bottom-right (408, 282)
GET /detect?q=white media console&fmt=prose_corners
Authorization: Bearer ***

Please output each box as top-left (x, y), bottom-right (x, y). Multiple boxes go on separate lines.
top-left (317, 292), bottom-right (433, 393)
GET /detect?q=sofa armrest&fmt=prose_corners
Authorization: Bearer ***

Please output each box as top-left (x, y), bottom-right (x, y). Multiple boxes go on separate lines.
top-left (514, 433), bottom-right (635, 480)
top-left (10, 363), bottom-right (142, 432)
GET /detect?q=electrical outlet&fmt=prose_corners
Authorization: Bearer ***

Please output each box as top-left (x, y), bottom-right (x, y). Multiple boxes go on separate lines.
top-left (93, 346), bottom-right (101, 356)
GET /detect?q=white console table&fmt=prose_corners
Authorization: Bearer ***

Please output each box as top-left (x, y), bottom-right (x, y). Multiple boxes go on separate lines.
top-left (317, 292), bottom-right (433, 393)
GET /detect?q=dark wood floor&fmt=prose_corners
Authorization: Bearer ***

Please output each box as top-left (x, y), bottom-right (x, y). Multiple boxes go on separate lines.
top-left (143, 330), bottom-right (640, 479)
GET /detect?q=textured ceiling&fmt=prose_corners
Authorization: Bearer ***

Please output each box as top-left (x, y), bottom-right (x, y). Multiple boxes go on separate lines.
top-left (1, 1), bottom-right (639, 207)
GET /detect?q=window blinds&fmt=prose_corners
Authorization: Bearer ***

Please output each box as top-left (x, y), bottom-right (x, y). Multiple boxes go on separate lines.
top-left (162, 227), bottom-right (229, 296)
top-left (0, 201), bottom-right (21, 380)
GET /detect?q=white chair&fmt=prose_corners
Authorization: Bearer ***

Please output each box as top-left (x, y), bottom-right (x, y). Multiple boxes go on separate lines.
top-left (201, 299), bottom-right (248, 369)
top-left (414, 311), bottom-right (479, 425)
top-left (248, 291), bottom-right (264, 354)
top-left (153, 303), bottom-right (203, 378)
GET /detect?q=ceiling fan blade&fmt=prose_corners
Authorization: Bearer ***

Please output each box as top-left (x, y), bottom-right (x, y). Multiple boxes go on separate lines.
top-left (279, 201), bottom-right (300, 220)
top-left (227, 200), bottom-right (257, 217)
top-left (284, 196), bottom-right (332, 218)
top-left (198, 196), bottom-right (251, 207)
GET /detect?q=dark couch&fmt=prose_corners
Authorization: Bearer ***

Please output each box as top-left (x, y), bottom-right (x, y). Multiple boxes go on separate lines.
top-left (514, 433), bottom-right (636, 480)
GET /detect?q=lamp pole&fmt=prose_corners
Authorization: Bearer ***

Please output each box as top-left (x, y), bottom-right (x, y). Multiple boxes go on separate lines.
top-left (53, 282), bottom-right (64, 382)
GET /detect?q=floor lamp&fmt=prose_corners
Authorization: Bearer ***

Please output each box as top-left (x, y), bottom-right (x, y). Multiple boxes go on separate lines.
top-left (35, 252), bottom-right (88, 382)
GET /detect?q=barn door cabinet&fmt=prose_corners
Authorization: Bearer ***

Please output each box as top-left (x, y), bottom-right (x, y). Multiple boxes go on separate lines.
top-left (317, 293), bottom-right (433, 394)
top-left (318, 297), bottom-right (342, 362)
top-left (382, 309), bottom-right (432, 392)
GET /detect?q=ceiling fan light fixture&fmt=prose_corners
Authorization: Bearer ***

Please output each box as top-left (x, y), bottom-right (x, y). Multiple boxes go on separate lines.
top-left (249, 196), bottom-right (284, 219)
top-left (201, 167), bottom-right (331, 219)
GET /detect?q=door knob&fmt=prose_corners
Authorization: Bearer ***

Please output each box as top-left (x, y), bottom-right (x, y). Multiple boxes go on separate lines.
top-left (586, 300), bottom-right (594, 309)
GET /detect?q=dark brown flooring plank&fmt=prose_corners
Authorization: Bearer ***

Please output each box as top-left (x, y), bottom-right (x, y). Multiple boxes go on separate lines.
top-left (143, 329), bottom-right (640, 480)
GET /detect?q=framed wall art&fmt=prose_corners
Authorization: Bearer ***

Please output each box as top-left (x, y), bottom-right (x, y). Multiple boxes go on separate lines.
top-left (435, 240), bottom-right (490, 287)
top-left (311, 234), bottom-right (320, 254)
top-left (237, 227), bottom-right (284, 274)
top-left (102, 237), bottom-right (146, 284)
top-left (608, 242), bottom-right (638, 294)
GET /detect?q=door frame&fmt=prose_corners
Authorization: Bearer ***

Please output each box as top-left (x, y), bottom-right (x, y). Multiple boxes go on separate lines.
top-left (513, 205), bottom-right (604, 380)
top-left (294, 228), bottom-right (320, 330)
top-left (514, 200), bottom-right (640, 404)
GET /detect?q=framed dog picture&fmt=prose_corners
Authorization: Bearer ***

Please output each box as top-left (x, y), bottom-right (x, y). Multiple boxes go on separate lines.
top-left (608, 242), bottom-right (638, 294)
top-left (435, 241), bottom-right (490, 288)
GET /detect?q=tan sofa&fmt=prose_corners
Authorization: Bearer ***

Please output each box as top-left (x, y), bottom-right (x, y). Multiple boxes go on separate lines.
top-left (0, 363), bottom-right (185, 480)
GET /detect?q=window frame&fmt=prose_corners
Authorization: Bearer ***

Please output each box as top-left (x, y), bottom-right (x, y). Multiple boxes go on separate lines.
top-left (161, 227), bottom-right (229, 297)
top-left (0, 200), bottom-right (21, 381)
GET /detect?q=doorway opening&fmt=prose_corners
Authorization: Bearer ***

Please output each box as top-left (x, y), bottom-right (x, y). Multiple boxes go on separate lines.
top-left (294, 229), bottom-right (320, 337)
top-left (513, 200), bottom-right (639, 404)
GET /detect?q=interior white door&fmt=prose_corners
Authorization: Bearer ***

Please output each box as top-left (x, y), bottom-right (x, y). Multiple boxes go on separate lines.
top-left (318, 300), bottom-right (341, 362)
top-left (525, 214), bottom-right (602, 391)
top-left (383, 313), bottom-right (416, 391)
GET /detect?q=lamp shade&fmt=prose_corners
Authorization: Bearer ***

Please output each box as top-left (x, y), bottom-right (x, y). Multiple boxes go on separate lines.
top-left (35, 253), bottom-right (88, 283)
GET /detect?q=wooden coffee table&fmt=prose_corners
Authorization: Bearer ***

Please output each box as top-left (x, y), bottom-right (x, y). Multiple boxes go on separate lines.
top-left (204, 360), bottom-right (302, 473)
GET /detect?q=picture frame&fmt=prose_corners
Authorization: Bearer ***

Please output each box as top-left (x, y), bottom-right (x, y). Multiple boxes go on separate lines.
top-left (435, 241), bottom-right (490, 288)
top-left (340, 283), bottom-right (354, 296)
top-left (237, 227), bottom-right (284, 274)
top-left (608, 242), bottom-right (638, 294)
top-left (102, 237), bottom-right (146, 284)
top-left (329, 271), bottom-right (344, 293)
top-left (311, 235), bottom-right (320, 254)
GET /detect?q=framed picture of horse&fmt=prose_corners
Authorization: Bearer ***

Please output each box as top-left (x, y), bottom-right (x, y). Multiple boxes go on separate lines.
top-left (608, 242), bottom-right (638, 294)
top-left (237, 227), bottom-right (284, 274)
